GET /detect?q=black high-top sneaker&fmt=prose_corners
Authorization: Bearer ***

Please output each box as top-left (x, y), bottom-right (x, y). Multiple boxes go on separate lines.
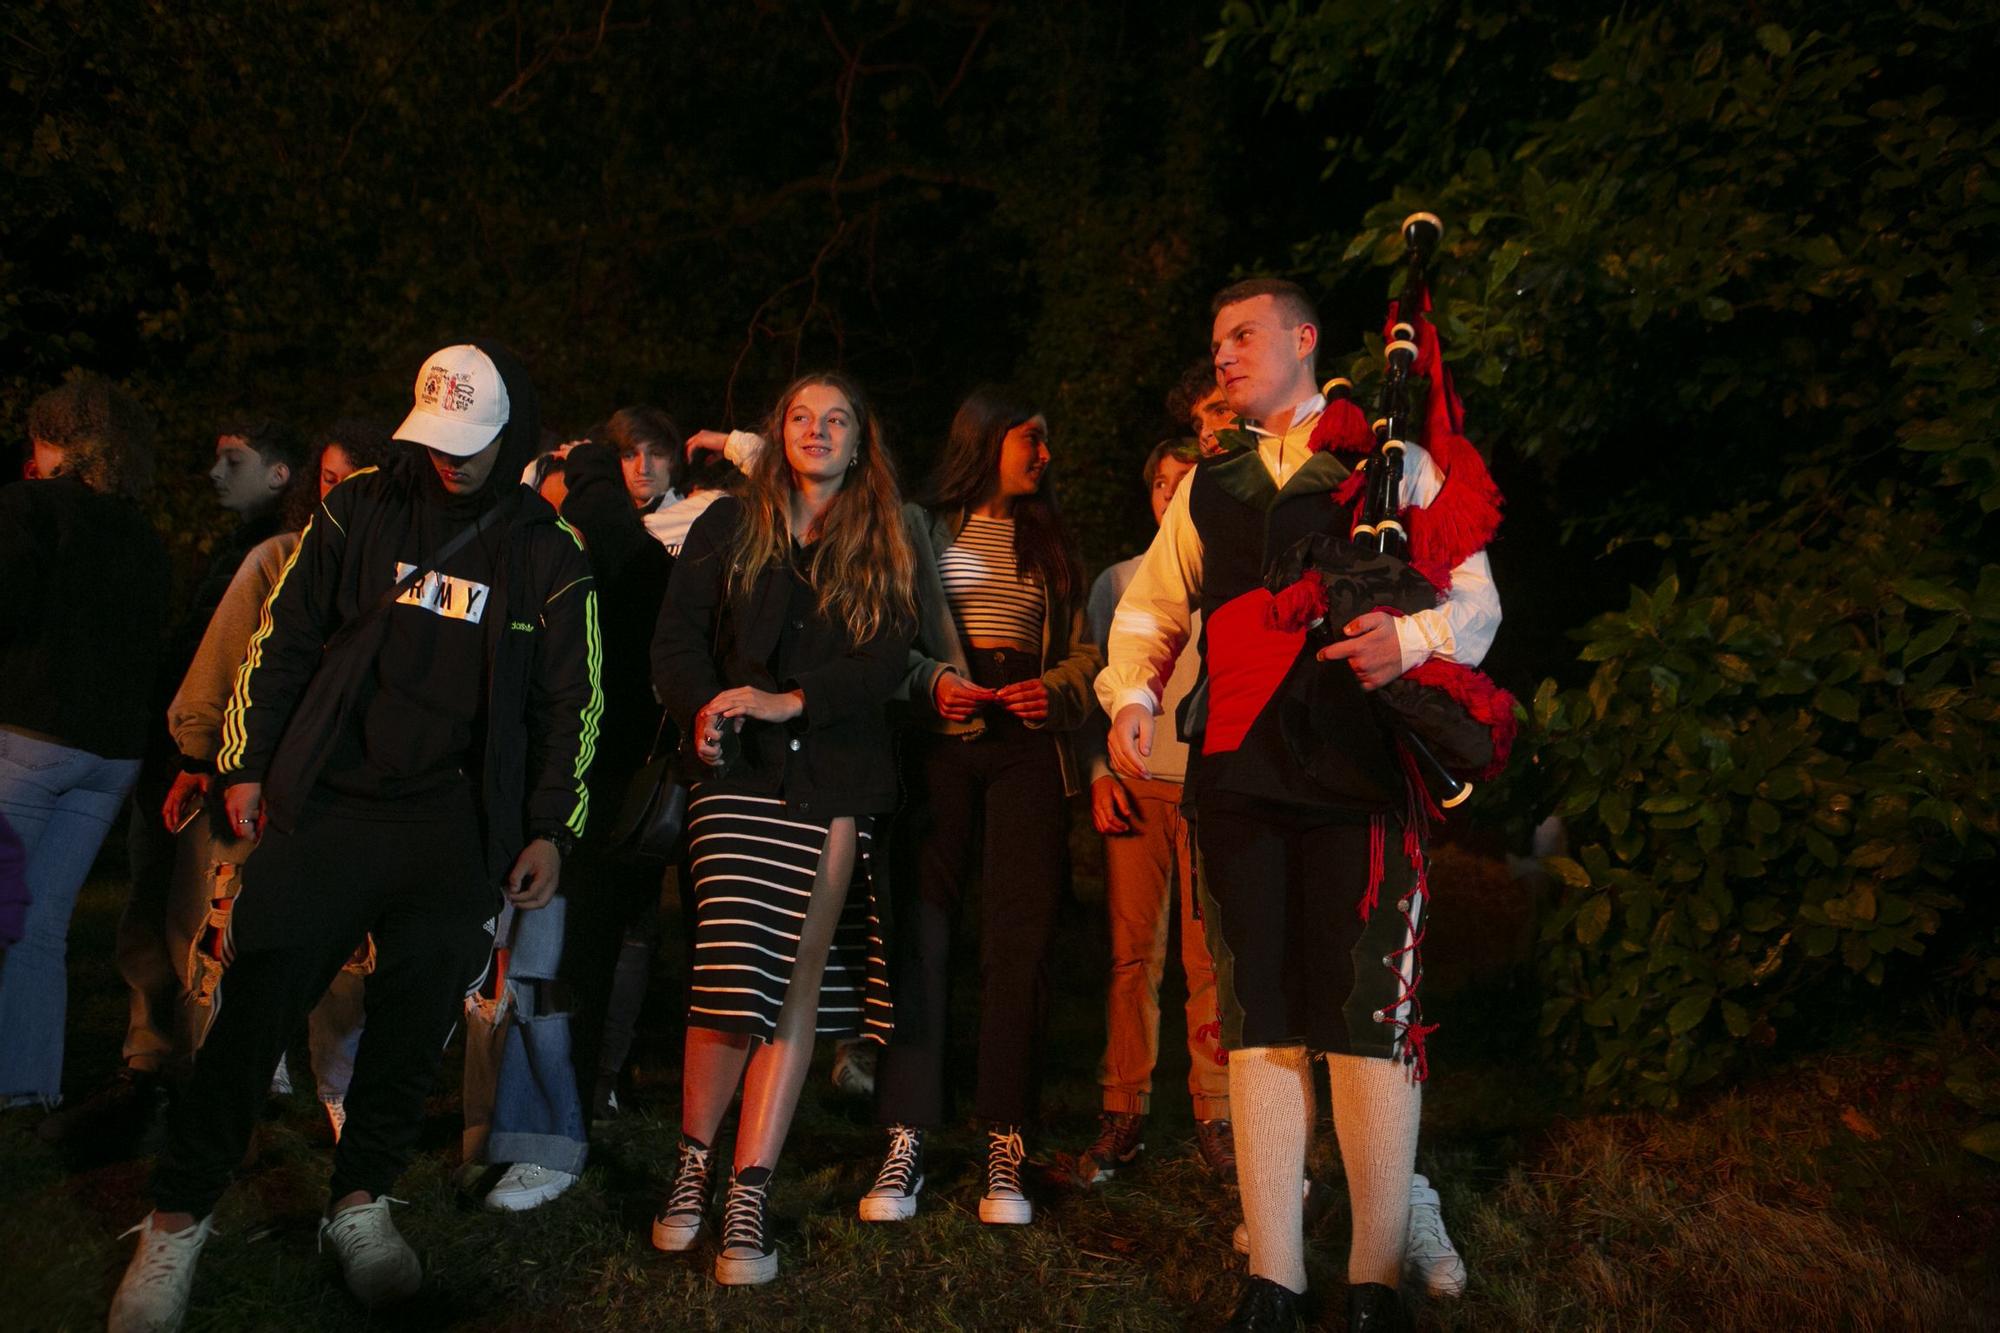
top-left (857, 1124), bottom-right (925, 1222)
top-left (714, 1165), bottom-right (777, 1286)
top-left (978, 1124), bottom-right (1032, 1225)
top-left (650, 1136), bottom-right (714, 1253)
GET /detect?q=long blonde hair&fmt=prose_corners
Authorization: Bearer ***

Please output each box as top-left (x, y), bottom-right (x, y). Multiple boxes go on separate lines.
top-left (728, 372), bottom-right (917, 645)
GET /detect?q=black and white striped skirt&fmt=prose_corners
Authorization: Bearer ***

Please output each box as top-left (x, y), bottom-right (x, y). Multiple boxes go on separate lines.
top-left (684, 789), bottom-right (893, 1043)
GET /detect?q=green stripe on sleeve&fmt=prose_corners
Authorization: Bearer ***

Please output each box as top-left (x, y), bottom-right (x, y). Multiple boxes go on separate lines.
top-left (217, 514), bottom-right (313, 773)
top-left (566, 587), bottom-right (605, 835)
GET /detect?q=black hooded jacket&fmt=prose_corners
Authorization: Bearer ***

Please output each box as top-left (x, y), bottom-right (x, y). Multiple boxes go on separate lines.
top-left (551, 441), bottom-right (670, 805)
top-left (216, 342), bottom-right (602, 878)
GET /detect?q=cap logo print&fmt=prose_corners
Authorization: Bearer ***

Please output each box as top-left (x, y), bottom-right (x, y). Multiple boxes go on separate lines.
top-left (397, 344), bottom-right (507, 456)
top-left (422, 366), bottom-right (478, 414)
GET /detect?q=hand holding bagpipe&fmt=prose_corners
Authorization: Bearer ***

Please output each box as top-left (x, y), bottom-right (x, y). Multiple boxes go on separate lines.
top-left (1314, 610), bottom-right (1405, 692)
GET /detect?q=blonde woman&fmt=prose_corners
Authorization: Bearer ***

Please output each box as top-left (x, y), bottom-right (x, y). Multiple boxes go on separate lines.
top-left (649, 372), bottom-right (916, 1285)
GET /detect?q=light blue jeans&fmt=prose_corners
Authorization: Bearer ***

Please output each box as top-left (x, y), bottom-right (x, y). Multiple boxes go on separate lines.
top-left (0, 728), bottom-right (141, 1106)
top-left (461, 897), bottom-right (588, 1175)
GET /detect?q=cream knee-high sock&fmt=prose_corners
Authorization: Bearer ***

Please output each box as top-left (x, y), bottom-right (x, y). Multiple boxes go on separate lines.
top-left (1326, 1052), bottom-right (1422, 1288)
top-left (1230, 1044), bottom-right (1315, 1293)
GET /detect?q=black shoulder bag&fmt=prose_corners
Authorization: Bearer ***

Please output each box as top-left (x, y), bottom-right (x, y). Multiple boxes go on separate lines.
top-left (605, 578), bottom-right (730, 864)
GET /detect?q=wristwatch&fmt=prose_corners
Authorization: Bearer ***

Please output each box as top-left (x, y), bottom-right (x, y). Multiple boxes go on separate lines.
top-left (540, 829), bottom-right (576, 860)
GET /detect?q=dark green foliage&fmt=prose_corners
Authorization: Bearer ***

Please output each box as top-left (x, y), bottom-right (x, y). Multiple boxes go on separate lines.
top-left (1213, 0), bottom-right (2000, 1105)
top-left (1529, 494), bottom-right (1997, 1107)
top-left (1, 0), bottom-right (1263, 576)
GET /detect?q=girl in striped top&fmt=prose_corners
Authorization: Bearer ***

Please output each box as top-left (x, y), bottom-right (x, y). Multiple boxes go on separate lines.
top-left (860, 387), bottom-right (1101, 1229)
top-left (649, 373), bottom-right (916, 1286)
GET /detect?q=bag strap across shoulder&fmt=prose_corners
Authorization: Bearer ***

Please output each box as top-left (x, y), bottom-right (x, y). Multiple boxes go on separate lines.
top-left (328, 489), bottom-right (520, 652)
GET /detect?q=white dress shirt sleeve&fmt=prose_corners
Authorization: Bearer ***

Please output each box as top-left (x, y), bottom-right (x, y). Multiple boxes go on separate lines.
top-left (1095, 478), bottom-right (1202, 718)
top-left (1392, 443), bottom-right (1503, 672)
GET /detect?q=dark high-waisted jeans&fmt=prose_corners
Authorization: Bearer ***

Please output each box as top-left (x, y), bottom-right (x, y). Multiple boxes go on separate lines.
top-left (874, 647), bottom-right (1068, 1129)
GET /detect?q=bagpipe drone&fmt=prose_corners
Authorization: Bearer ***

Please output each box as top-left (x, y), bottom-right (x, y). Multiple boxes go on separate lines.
top-left (1264, 212), bottom-right (1519, 817)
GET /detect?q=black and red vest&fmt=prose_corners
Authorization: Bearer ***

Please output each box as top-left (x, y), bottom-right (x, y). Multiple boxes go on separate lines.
top-left (1180, 446), bottom-right (1401, 814)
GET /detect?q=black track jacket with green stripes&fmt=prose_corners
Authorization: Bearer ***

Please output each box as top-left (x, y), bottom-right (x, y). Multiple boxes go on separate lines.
top-left (217, 459), bottom-right (602, 881)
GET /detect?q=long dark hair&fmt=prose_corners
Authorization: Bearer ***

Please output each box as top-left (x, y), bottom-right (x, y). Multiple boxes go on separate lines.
top-left (728, 372), bottom-right (917, 645)
top-left (923, 385), bottom-right (1082, 606)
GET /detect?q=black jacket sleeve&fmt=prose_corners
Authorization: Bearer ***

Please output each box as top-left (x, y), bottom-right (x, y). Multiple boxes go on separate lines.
top-left (215, 487), bottom-right (352, 786)
top-left (651, 498), bottom-right (734, 732)
top-left (525, 521), bottom-right (602, 842)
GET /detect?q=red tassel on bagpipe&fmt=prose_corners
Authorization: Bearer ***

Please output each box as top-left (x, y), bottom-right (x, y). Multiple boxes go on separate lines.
top-left (1384, 293), bottom-right (1505, 592)
top-left (1267, 569), bottom-right (1329, 632)
top-left (1307, 394), bottom-right (1375, 457)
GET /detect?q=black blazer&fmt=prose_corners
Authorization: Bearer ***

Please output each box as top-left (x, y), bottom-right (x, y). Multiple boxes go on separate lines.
top-left (650, 496), bottom-right (912, 819)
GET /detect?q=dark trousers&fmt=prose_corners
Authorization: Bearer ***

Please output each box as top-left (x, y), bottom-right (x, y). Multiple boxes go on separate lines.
top-left (152, 793), bottom-right (494, 1215)
top-left (876, 662), bottom-right (1068, 1128)
top-left (559, 845), bottom-right (665, 1096)
top-left (116, 765), bottom-right (182, 1072)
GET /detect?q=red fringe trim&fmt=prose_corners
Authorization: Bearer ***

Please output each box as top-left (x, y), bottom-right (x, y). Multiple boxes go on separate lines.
top-left (1401, 659), bottom-right (1521, 780)
top-left (1370, 791), bottom-right (1437, 1083)
top-left (1307, 395), bottom-right (1374, 456)
top-left (1361, 814), bottom-right (1386, 922)
top-left (1267, 570), bottom-right (1328, 632)
top-left (1404, 431), bottom-right (1504, 592)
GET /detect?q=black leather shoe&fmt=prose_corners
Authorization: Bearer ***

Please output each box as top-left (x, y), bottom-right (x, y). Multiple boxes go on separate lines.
top-left (1346, 1281), bottom-right (1409, 1332)
top-left (1221, 1275), bottom-right (1308, 1330)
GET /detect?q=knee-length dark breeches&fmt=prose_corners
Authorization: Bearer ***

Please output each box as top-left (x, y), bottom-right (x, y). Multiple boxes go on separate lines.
top-left (1193, 798), bottom-right (1425, 1063)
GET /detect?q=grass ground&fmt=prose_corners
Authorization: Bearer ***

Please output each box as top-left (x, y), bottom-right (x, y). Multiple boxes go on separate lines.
top-left (5, 850), bottom-right (1997, 1331)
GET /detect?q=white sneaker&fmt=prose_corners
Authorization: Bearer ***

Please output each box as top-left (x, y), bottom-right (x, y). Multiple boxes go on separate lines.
top-left (977, 1126), bottom-right (1032, 1226)
top-left (108, 1213), bottom-right (214, 1333)
top-left (323, 1098), bottom-right (346, 1143)
top-left (829, 1040), bottom-right (877, 1099)
top-left (1406, 1173), bottom-right (1467, 1297)
top-left (857, 1125), bottom-right (925, 1223)
top-left (483, 1162), bottom-right (579, 1213)
top-left (1233, 1177), bottom-right (1312, 1256)
top-left (318, 1197), bottom-right (422, 1309)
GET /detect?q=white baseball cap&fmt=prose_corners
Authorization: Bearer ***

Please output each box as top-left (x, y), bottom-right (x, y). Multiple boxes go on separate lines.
top-left (394, 344), bottom-right (511, 457)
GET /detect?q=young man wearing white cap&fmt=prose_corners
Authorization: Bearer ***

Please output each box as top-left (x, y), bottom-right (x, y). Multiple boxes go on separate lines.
top-left (109, 342), bottom-right (603, 1330)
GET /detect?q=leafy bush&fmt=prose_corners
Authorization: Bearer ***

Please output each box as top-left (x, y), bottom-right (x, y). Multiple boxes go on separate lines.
top-left (1530, 486), bottom-right (1997, 1105)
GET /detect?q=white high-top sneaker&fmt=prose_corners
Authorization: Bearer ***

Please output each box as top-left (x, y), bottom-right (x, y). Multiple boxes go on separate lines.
top-left (107, 1213), bottom-right (215, 1333)
top-left (1405, 1172), bottom-right (1467, 1296)
top-left (318, 1197), bottom-right (422, 1309)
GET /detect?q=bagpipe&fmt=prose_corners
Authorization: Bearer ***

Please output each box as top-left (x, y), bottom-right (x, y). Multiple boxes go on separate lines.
top-left (1269, 211), bottom-right (1519, 815)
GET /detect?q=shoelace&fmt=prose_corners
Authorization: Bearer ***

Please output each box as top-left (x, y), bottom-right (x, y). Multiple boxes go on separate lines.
top-left (986, 1129), bottom-right (1026, 1196)
top-left (119, 1218), bottom-right (210, 1287)
top-left (1088, 1112), bottom-right (1136, 1160)
top-left (873, 1126), bottom-right (921, 1193)
top-left (663, 1143), bottom-right (712, 1218)
top-left (720, 1178), bottom-right (769, 1253)
top-left (318, 1196), bottom-right (409, 1256)
top-left (1407, 1204), bottom-right (1453, 1253)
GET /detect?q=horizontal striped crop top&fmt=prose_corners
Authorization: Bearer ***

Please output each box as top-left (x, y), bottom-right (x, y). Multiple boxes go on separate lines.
top-left (937, 514), bottom-right (1045, 647)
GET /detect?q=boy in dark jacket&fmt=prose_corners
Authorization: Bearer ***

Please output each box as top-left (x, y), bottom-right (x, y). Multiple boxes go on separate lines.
top-left (109, 343), bottom-right (601, 1330)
